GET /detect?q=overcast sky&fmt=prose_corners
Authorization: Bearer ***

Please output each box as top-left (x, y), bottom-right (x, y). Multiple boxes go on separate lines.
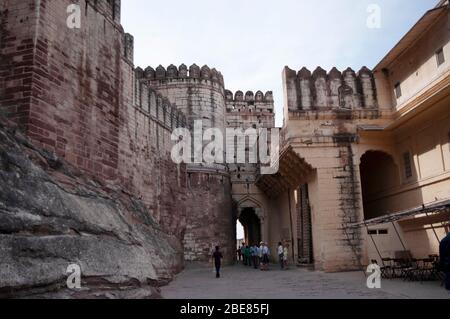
top-left (122, 0), bottom-right (435, 128)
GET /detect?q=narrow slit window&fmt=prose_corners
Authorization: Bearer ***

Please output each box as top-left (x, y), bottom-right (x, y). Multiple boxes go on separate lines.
top-left (403, 151), bottom-right (413, 179)
top-left (394, 82), bottom-right (402, 99)
top-left (436, 47), bottom-right (445, 67)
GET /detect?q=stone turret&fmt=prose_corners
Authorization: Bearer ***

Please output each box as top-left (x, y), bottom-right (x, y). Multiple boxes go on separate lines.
top-left (145, 64), bottom-right (226, 135)
top-left (144, 63), bottom-right (234, 264)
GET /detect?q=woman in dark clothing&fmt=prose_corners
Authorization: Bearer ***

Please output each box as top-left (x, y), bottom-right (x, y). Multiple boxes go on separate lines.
top-left (212, 246), bottom-right (223, 278)
top-left (440, 233), bottom-right (450, 291)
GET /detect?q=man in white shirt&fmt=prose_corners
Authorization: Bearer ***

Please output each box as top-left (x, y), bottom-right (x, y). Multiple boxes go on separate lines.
top-left (261, 243), bottom-right (270, 271)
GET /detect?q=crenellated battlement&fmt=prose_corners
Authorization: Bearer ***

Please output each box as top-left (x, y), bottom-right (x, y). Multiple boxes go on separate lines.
top-left (225, 90), bottom-right (274, 103)
top-left (225, 90), bottom-right (274, 114)
top-left (283, 66), bottom-right (378, 111)
top-left (133, 68), bottom-right (187, 129)
top-left (144, 64), bottom-right (225, 87)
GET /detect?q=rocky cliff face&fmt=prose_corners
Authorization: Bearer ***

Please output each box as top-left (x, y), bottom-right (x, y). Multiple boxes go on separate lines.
top-left (0, 117), bottom-right (184, 299)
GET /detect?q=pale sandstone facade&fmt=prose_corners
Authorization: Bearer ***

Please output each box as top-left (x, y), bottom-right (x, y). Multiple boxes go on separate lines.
top-left (270, 2), bottom-right (450, 271)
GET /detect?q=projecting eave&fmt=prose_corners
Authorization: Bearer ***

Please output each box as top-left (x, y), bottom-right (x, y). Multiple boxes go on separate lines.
top-left (346, 199), bottom-right (450, 229)
top-left (256, 146), bottom-right (315, 199)
top-left (373, 5), bottom-right (448, 72)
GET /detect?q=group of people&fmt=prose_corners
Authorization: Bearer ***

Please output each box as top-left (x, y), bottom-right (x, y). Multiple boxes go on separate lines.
top-left (238, 242), bottom-right (271, 271)
top-left (237, 241), bottom-right (290, 270)
top-left (214, 233), bottom-right (449, 290)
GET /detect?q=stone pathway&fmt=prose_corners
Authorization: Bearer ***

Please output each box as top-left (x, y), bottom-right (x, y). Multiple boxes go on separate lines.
top-left (162, 264), bottom-right (450, 299)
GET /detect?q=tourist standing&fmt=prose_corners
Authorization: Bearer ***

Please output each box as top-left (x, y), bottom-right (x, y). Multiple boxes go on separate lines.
top-left (252, 244), bottom-right (259, 269)
top-left (249, 245), bottom-right (255, 268)
top-left (261, 242), bottom-right (270, 271)
top-left (258, 242), bottom-right (264, 270)
top-left (440, 232), bottom-right (450, 291)
top-left (255, 243), bottom-right (261, 269)
top-left (237, 246), bottom-right (242, 263)
top-left (278, 242), bottom-right (284, 270)
top-left (283, 243), bottom-right (289, 270)
top-left (212, 246), bottom-right (223, 278)
top-left (244, 245), bottom-right (251, 267)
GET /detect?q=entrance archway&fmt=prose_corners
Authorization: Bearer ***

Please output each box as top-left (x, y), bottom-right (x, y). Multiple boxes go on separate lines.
top-left (360, 151), bottom-right (400, 220)
top-left (238, 208), bottom-right (262, 246)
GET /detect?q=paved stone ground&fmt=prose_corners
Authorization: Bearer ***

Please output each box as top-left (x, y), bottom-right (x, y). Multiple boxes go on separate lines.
top-left (162, 264), bottom-right (450, 299)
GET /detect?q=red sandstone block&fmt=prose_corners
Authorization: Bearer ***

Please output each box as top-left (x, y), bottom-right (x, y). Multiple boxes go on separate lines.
top-left (4, 86), bottom-right (30, 94)
top-left (29, 117), bottom-right (56, 133)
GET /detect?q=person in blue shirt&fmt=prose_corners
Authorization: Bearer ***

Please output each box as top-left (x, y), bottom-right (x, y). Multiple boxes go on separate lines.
top-left (249, 245), bottom-right (255, 268)
top-left (251, 244), bottom-right (259, 269)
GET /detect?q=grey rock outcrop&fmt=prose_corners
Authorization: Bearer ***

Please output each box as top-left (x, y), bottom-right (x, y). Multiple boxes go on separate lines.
top-left (0, 117), bottom-right (183, 299)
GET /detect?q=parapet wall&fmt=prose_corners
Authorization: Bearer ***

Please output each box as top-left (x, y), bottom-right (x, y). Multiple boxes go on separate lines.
top-left (225, 90), bottom-right (274, 114)
top-left (133, 68), bottom-right (187, 130)
top-left (283, 66), bottom-right (378, 111)
top-left (145, 64), bottom-right (225, 88)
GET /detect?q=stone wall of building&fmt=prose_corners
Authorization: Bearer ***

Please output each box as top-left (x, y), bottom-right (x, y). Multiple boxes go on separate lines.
top-left (225, 90), bottom-right (275, 184)
top-left (282, 66), bottom-right (387, 271)
top-left (145, 64), bottom-right (235, 263)
top-left (0, 0), bottom-right (188, 269)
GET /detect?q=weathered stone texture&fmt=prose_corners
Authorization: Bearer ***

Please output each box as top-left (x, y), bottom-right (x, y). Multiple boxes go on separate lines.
top-left (282, 111), bottom-right (373, 271)
top-left (283, 66), bottom-right (378, 112)
top-left (225, 90), bottom-right (275, 184)
top-left (0, 116), bottom-right (182, 298)
top-left (183, 173), bottom-right (235, 264)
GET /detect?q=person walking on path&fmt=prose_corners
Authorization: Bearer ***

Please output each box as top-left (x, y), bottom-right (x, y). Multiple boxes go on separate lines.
top-left (212, 246), bottom-right (223, 278)
top-left (440, 232), bottom-right (450, 291)
top-left (278, 242), bottom-right (285, 270)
